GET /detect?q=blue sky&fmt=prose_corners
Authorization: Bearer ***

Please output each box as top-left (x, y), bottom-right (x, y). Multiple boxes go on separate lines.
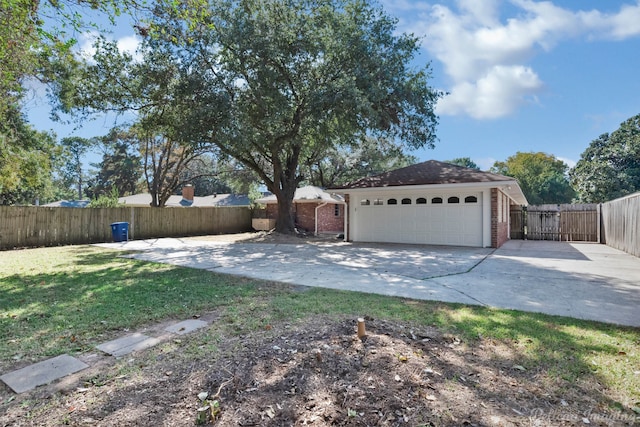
top-left (24, 0), bottom-right (640, 171)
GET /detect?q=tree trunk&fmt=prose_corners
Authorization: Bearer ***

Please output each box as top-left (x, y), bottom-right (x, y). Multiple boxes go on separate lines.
top-left (268, 142), bottom-right (302, 234)
top-left (77, 162), bottom-right (83, 200)
top-left (275, 192), bottom-right (296, 234)
top-left (271, 166), bottom-right (299, 234)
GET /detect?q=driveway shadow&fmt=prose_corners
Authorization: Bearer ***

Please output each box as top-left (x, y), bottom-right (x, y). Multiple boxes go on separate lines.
top-left (97, 238), bottom-right (640, 327)
top-left (497, 240), bottom-right (591, 260)
top-left (442, 241), bottom-right (640, 326)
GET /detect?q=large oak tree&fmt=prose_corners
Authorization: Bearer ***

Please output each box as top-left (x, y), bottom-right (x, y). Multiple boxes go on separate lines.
top-left (302, 137), bottom-right (418, 188)
top-left (570, 114), bottom-right (640, 203)
top-left (59, 0), bottom-right (442, 232)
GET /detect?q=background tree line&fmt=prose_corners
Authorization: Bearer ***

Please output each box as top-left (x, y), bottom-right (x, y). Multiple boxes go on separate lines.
top-left (1, 1), bottom-right (638, 216)
top-left (482, 113), bottom-right (640, 205)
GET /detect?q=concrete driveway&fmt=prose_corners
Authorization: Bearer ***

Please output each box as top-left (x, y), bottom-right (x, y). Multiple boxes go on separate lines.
top-left (97, 238), bottom-right (640, 327)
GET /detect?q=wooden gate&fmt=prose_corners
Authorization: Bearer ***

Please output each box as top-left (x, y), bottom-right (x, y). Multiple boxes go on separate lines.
top-left (527, 205), bottom-right (561, 240)
top-left (559, 208), bottom-right (599, 242)
top-left (510, 206), bottom-right (525, 240)
top-left (510, 204), bottom-right (599, 242)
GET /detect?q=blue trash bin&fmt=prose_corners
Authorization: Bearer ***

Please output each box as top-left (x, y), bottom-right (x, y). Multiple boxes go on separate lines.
top-left (110, 222), bottom-right (129, 242)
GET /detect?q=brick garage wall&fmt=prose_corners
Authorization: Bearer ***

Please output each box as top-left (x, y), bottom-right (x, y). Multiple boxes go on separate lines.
top-left (316, 203), bottom-right (344, 234)
top-left (265, 204), bottom-right (278, 219)
top-left (264, 202), bottom-right (344, 234)
top-left (293, 203), bottom-right (344, 234)
top-left (294, 203), bottom-right (316, 232)
top-left (491, 188), bottom-right (510, 248)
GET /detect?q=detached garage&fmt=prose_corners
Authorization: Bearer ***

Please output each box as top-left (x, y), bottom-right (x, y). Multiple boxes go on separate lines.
top-left (331, 160), bottom-right (528, 248)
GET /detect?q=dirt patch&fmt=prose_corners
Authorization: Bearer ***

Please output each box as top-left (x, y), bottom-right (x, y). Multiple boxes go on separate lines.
top-left (1, 315), bottom-right (635, 426)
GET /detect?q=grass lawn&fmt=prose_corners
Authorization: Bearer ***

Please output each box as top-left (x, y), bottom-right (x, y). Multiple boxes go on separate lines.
top-left (1, 244), bottom-right (639, 422)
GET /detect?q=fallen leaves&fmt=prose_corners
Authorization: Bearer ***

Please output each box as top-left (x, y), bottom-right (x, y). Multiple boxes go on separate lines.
top-left (4, 316), bottom-right (634, 427)
top-left (265, 405), bottom-right (276, 419)
top-left (396, 354), bottom-right (408, 362)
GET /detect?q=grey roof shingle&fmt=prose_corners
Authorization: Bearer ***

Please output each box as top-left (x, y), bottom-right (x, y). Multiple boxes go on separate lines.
top-left (118, 193), bottom-right (250, 207)
top-left (331, 160), bottom-right (514, 189)
top-left (42, 200), bottom-right (91, 208)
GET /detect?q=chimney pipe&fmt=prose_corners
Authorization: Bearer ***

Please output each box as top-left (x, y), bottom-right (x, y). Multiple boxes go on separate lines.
top-left (182, 184), bottom-right (194, 201)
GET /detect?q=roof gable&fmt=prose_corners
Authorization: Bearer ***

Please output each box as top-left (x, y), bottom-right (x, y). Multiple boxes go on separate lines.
top-left (256, 186), bottom-right (344, 204)
top-left (331, 160), bottom-right (514, 189)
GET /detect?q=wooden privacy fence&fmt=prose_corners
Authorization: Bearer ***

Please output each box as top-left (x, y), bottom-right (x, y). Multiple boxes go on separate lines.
top-left (510, 204), bottom-right (599, 242)
top-left (0, 206), bottom-right (252, 250)
top-left (601, 192), bottom-right (640, 257)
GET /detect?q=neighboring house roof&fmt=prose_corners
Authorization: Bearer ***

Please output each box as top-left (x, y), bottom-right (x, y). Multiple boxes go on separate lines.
top-left (255, 186), bottom-right (345, 204)
top-left (118, 193), bottom-right (251, 207)
top-left (42, 200), bottom-right (91, 208)
top-left (331, 160), bottom-right (528, 205)
top-left (199, 194), bottom-right (251, 206)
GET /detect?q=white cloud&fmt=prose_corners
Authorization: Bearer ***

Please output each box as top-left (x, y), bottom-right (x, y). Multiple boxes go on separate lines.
top-left (475, 157), bottom-right (497, 170)
top-left (381, 0), bottom-right (430, 13)
top-left (401, 0), bottom-right (640, 120)
top-left (77, 31), bottom-right (100, 61)
top-left (609, 2), bottom-right (640, 38)
top-left (557, 156), bottom-right (576, 169)
top-left (76, 31), bottom-right (142, 62)
top-left (22, 76), bottom-right (48, 100)
top-left (457, 0), bottom-right (500, 26)
top-left (577, 1), bottom-right (640, 40)
top-left (437, 65), bottom-right (543, 119)
top-left (117, 35), bottom-right (143, 60)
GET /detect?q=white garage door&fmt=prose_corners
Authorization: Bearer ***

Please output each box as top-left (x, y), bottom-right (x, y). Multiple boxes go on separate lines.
top-left (352, 192), bottom-right (483, 247)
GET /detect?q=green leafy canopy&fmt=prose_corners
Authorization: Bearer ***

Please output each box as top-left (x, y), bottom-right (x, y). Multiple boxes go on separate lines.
top-left (491, 152), bottom-right (575, 205)
top-left (570, 114), bottom-right (640, 203)
top-left (56, 0), bottom-right (442, 232)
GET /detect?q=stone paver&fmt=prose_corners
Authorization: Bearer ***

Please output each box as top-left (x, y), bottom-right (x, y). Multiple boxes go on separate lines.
top-left (2, 318), bottom-right (215, 394)
top-left (0, 355), bottom-right (88, 394)
top-left (165, 319), bottom-right (208, 335)
top-left (96, 333), bottom-right (161, 358)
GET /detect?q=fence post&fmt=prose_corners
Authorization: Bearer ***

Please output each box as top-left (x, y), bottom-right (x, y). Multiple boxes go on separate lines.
top-left (129, 207), bottom-right (135, 240)
top-left (597, 203), bottom-right (601, 244)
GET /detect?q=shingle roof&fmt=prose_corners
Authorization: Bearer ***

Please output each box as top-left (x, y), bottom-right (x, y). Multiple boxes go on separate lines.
top-left (118, 193), bottom-right (250, 207)
top-left (200, 194), bottom-right (252, 206)
top-left (331, 160), bottom-right (514, 189)
top-left (256, 186), bottom-right (344, 204)
top-left (42, 200), bottom-right (91, 208)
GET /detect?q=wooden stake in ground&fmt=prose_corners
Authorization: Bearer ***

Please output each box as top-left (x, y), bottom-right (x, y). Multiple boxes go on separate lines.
top-left (357, 318), bottom-right (366, 339)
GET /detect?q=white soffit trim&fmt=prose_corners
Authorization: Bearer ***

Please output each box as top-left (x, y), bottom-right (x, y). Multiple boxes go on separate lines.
top-left (334, 181), bottom-right (504, 193)
top-left (335, 181), bottom-right (528, 206)
top-left (501, 182), bottom-right (528, 206)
